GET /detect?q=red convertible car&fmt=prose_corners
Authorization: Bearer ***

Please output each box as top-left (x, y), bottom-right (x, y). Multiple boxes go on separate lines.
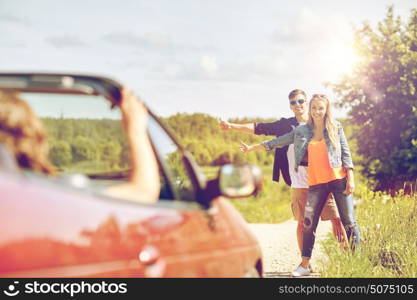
top-left (0, 73), bottom-right (263, 277)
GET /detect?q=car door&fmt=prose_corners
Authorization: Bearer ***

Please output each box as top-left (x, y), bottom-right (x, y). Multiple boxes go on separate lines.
top-left (0, 171), bottom-right (188, 277)
top-left (0, 89), bottom-right (195, 277)
top-left (141, 115), bottom-right (244, 277)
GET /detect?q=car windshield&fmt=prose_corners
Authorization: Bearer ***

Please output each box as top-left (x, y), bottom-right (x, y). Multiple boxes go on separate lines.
top-left (18, 92), bottom-right (130, 179)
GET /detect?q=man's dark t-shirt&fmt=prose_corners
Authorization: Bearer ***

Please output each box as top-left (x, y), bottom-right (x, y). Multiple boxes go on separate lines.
top-left (254, 117), bottom-right (299, 187)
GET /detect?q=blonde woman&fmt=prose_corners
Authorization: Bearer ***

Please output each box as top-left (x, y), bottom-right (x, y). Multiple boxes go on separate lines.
top-left (240, 94), bottom-right (360, 276)
top-left (220, 89), bottom-right (346, 261)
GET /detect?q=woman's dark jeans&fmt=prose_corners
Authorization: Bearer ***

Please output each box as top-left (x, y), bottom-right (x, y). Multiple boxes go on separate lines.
top-left (302, 177), bottom-right (360, 258)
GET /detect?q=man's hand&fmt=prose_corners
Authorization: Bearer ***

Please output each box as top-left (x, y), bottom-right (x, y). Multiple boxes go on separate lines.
top-left (219, 119), bottom-right (255, 134)
top-left (331, 218), bottom-right (346, 243)
top-left (219, 119), bottom-right (232, 130)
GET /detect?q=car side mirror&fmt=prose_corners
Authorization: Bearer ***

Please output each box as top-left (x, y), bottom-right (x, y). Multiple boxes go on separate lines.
top-left (218, 164), bottom-right (262, 198)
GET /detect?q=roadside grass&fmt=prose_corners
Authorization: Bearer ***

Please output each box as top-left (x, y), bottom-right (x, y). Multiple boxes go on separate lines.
top-left (202, 166), bottom-right (293, 223)
top-left (204, 165), bottom-right (417, 277)
top-left (319, 186), bottom-right (417, 277)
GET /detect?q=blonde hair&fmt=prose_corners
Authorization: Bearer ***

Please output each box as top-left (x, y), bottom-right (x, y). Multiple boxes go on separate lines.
top-left (0, 91), bottom-right (55, 175)
top-left (307, 94), bottom-right (339, 147)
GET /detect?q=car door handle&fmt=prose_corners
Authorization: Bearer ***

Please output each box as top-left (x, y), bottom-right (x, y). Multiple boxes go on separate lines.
top-left (138, 245), bottom-right (160, 265)
top-left (139, 245), bottom-right (166, 277)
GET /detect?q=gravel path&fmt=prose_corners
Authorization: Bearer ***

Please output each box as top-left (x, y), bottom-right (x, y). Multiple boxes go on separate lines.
top-left (248, 220), bottom-right (332, 278)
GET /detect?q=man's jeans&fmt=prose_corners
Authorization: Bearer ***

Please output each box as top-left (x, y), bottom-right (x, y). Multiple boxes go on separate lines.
top-left (302, 177), bottom-right (360, 258)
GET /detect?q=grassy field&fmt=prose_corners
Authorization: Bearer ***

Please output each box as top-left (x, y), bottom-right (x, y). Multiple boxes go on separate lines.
top-left (202, 166), bottom-right (293, 223)
top-left (319, 185), bottom-right (417, 277)
top-left (204, 165), bottom-right (417, 277)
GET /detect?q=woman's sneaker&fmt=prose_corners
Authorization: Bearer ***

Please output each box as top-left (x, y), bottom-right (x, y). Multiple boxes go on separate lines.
top-left (291, 265), bottom-right (311, 277)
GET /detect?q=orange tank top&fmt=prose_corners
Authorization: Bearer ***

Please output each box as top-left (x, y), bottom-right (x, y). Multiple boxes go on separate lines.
top-left (307, 139), bottom-right (346, 186)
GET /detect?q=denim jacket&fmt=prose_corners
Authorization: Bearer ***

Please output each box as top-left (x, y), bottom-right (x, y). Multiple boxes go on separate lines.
top-left (262, 122), bottom-right (354, 172)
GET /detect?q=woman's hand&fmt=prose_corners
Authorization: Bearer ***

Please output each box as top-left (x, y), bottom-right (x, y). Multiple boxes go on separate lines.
top-left (240, 141), bottom-right (252, 153)
top-left (107, 87), bottom-right (160, 204)
top-left (344, 170), bottom-right (355, 195)
top-left (119, 88), bottom-right (148, 129)
top-left (240, 141), bottom-right (265, 153)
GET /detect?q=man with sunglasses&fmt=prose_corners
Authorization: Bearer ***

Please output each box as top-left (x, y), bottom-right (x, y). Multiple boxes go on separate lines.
top-left (219, 89), bottom-right (345, 270)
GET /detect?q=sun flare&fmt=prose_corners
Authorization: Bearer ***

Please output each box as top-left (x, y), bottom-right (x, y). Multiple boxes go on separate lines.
top-left (322, 39), bottom-right (359, 80)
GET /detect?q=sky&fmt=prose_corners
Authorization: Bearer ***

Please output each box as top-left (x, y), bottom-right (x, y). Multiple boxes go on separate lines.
top-left (22, 93), bottom-right (121, 119)
top-left (1, 0), bottom-right (416, 120)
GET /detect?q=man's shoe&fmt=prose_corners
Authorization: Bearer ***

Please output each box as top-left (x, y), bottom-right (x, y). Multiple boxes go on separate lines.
top-left (291, 265), bottom-right (311, 277)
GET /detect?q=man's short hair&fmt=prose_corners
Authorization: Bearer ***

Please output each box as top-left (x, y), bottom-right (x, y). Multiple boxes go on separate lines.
top-left (288, 89), bottom-right (306, 100)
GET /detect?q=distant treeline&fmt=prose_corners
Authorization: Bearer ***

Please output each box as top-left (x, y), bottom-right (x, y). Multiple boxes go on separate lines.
top-left (163, 113), bottom-right (278, 166)
top-left (42, 114), bottom-right (280, 172)
top-left (42, 118), bottom-right (129, 173)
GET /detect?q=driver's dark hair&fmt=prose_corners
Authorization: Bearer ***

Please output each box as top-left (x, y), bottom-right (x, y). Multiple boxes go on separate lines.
top-left (288, 89), bottom-right (306, 100)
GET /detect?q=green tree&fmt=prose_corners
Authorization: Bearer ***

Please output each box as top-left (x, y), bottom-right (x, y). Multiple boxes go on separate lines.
top-left (161, 113), bottom-right (278, 167)
top-left (119, 142), bottom-right (130, 169)
top-left (57, 120), bottom-right (74, 141)
top-left (49, 141), bottom-right (72, 167)
top-left (329, 6), bottom-right (417, 190)
top-left (100, 141), bottom-right (122, 169)
top-left (71, 136), bottom-right (96, 163)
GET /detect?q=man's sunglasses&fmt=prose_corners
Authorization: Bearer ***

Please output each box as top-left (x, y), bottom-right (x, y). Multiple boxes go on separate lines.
top-left (290, 99), bottom-right (306, 106)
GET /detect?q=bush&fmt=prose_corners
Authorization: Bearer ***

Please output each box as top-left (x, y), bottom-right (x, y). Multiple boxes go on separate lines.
top-left (49, 141), bottom-right (72, 167)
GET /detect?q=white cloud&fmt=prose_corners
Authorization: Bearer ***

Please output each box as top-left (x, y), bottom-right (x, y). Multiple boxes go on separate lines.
top-left (199, 55), bottom-right (218, 73)
top-left (273, 6), bottom-right (353, 45)
top-left (45, 35), bottom-right (87, 48)
top-left (101, 31), bottom-right (160, 48)
top-left (144, 52), bottom-right (290, 83)
top-left (143, 32), bottom-right (171, 49)
top-left (162, 63), bottom-right (183, 77)
top-left (0, 13), bottom-right (31, 26)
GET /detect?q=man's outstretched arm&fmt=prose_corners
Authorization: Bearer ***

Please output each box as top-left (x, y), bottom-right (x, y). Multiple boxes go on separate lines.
top-left (219, 119), bottom-right (254, 134)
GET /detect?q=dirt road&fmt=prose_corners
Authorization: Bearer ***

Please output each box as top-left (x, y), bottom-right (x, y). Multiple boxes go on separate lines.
top-left (248, 220), bottom-right (332, 277)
